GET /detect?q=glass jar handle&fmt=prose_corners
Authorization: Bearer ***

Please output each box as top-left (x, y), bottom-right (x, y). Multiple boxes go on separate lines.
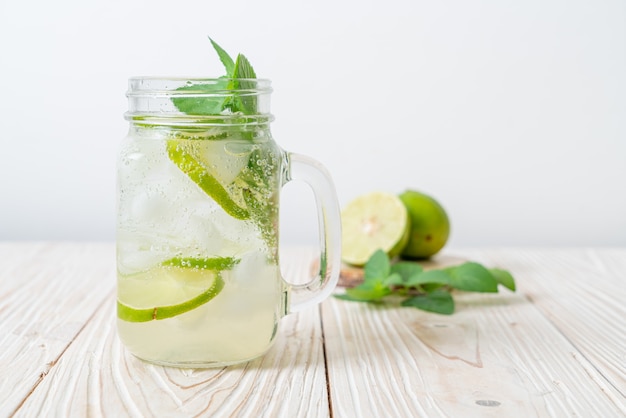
top-left (282, 153), bottom-right (342, 313)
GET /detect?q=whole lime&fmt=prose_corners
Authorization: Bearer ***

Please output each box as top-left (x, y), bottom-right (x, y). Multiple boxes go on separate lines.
top-left (399, 190), bottom-right (450, 259)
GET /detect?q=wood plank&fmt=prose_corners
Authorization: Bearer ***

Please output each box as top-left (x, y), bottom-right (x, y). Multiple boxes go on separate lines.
top-left (462, 248), bottom-right (626, 397)
top-left (0, 243), bottom-right (115, 417)
top-left (14, 248), bottom-right (330, 418)
top-left (322, 249), bottom-right (626, 417)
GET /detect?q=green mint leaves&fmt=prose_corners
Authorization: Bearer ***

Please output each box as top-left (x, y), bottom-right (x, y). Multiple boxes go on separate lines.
top-left (172, 37), bottom-right (258, 116)
top-left (208, 36), bottom-right (257, 80)
top-left (401, 290), bottom-right (455, 315)
top-left (335, 250), bottom-right (516, 315)
top-left (210, 37), bottom-right (235, 74)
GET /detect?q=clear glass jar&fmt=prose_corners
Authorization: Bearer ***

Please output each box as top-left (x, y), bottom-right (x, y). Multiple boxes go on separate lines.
top-left (117, 78), bottom-right (341, 367)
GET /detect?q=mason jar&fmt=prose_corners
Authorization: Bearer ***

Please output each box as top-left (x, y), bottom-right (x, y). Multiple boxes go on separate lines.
top-left (116, 77), bottom-right (341, 367)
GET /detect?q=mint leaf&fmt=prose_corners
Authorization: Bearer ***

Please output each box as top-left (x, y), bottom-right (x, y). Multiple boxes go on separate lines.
top-left (234, 147), bottom-right (280, 249)
top-left (383, 273), bottom-right (403, 287)
top-left (334, 249), bottom-right (516, 314)
top-left (447, 262), bottom-right (498, 293)
top-left (401, 289), bottom-right (455, 315)
top-left (339, 251), bottom-right (393, 302)
top-left (172, 39), bottom-right (259, 116)
top-left (171, 79), bottom-right (230, 115)
top-left (339, 282), bottom-right (391, 302)
top-left (389, 262), bottom-right (450, 289)
top-left (225, 54), bottom-right (258, 115)
top-left (233, 54), bottom-right (257, 79)
top-left (489, 268), bottom-right (516, 291)
top-left (364, 249), bottom-right (390, 282)
top-left (390, 262), bottom-right (423, 284)
top-left (209, 37), bottom-right (235, 74)
top-left (410, 269), bottom-right (452, 286)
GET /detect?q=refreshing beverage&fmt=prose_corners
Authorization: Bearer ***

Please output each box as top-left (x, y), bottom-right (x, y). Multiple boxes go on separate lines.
top-left (116, 39), bottom-right (341, 368)
top-left (117, 129), bottom-right (284, 366)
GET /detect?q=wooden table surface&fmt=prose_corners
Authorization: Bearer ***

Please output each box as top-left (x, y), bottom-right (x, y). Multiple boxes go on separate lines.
top-left (1, 243), bottom-right (625, 417)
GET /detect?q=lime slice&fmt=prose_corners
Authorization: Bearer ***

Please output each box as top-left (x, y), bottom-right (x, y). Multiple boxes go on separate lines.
top-left (117, 256), bottom-right (237, 322)
top-left (166, 139), bottom-right (250, 220)
top-left (341, 192), bottom-right (410, 266)
top-left (166, 138), bottom-right (279, 250)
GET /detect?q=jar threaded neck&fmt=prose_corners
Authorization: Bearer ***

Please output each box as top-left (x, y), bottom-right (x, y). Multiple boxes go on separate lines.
top-left (125, 77), bottom-right (273, 126)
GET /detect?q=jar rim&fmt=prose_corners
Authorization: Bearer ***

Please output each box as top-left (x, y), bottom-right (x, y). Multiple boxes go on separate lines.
top-left (127, 77), bottom-right (272, 97)
top-left (128, 76), bottom-right (271, 82)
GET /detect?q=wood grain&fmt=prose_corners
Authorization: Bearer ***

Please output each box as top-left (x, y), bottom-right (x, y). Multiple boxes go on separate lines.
top-left (0, 243), bottom-right (115, 417)
top-left (12, 247), bottom-right (329, 418)
top-left (461, 248), bottom-right (626, 399)
top-left (3, 245), bottom-right (626, 417)
top-left (322, 249), bottom-right (626, 417)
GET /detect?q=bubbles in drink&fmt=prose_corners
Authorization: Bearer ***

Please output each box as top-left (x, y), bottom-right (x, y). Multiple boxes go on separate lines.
top-left (117, 130), bottom-right (283, 366)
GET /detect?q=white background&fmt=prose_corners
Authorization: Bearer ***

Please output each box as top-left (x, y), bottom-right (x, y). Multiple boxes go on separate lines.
top-left (1, 0), bottom-right (625, 248)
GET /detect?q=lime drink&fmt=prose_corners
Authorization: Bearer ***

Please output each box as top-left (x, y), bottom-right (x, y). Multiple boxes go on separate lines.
top-left (117, 39), bottom-right (342, 367)
top-left (117, 129), bottom-right (284, 366)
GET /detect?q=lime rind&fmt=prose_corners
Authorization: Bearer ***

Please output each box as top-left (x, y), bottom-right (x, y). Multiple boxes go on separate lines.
top-left (165, 139), bottom-right (279, 252)
top-left (117, 256), bottom-right (237, 322)
top-left (399, 190), bottom-right (450, 259)
top-left (166, 140), bottom-right (250, 220)
top-left (117, 276), bottom-right (224, 322)
top-left (389, 220), bottom-right (410, 258)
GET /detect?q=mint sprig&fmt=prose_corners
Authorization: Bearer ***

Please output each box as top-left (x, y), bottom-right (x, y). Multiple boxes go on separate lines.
top-left (335, 250), bottom-right (516, 315)
top-left (166, 38), bottom-right (278, 252)
top-left (171, 37), bottom-right (259, 116)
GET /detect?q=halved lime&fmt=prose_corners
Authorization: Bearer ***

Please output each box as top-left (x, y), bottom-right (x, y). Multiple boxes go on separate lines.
top-left (341, 192), bottom-right (410, 266)
top-left (117, 256), bottom-right (237, 322)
